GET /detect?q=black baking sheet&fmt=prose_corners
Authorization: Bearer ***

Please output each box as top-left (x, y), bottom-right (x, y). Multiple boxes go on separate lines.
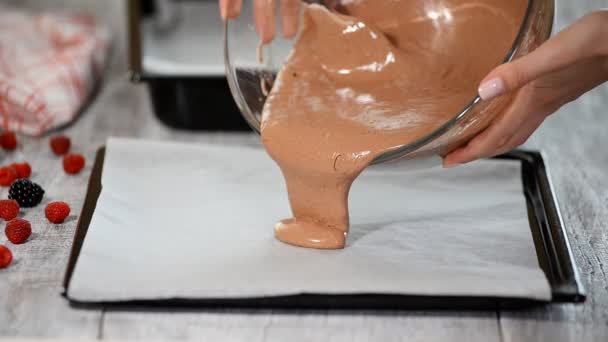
top-left (62, 148), bottom-right (585, 310)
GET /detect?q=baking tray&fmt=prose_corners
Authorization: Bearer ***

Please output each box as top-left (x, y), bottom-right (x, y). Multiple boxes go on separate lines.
top-left (62, 148), bottom-right (585, 310)
top-left (128, 0), bottom-right (250, 130)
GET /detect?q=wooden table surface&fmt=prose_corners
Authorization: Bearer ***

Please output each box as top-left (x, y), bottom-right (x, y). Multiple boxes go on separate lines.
top-left (1, 0), bottom-right (608, 341)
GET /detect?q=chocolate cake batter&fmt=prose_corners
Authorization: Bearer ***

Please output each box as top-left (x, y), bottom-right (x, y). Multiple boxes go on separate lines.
top-left (261, 0), bottom-right (528, 249)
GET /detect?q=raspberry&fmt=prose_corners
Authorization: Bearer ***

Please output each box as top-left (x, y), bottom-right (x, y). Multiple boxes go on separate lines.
top-left (0, 200), bottom-right (19, 221)
top-left (0, 245), bottom-right (12, 268)
top-left (50, 135), bottom-right (71, 155)
top-left (0, 167), bottom-right (17, 186)
top-left (45, 201), bottom-right (71, 224)
top-left (63, 154), bottom-right (85, 174)
top-left (10, 162), bottom-right (31, 179)
top-left (0, 131), bottom-right (17, 150)
top-left (8, 179), bottom-right (45, 207)
top-left (5, 218), bottom-right (31, 244)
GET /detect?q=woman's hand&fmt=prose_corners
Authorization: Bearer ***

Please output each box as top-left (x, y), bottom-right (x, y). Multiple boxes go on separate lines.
top-left (443, 10), bottom-right (608, 168)
top-left (219, 0), bottom-right (301, 44)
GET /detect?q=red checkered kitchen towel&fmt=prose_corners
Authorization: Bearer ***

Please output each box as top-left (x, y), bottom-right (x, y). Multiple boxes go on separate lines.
top-left (0, 9), bottom-right (110, 135)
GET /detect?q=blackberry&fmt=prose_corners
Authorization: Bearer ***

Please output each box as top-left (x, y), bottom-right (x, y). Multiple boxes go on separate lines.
top-left (8, 179), bottom-right (45, 208)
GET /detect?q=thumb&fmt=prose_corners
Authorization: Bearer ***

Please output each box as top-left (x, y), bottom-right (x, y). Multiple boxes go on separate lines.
top-left (477, 10), bottom-right (608, 101)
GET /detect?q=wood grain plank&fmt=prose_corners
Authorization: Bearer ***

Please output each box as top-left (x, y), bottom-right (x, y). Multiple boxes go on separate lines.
top-left (501, 319), bottom-right (608, 342)
top-left (0, 134), bottom-right (102, 337)
top-left (0, 0), bottom-right (131, 331)
top-left (102, 310), bottom-right (501, 342)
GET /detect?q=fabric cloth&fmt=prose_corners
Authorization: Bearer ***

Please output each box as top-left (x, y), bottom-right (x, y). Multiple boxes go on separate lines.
top-left (0, 9), bottom-right (110, 135)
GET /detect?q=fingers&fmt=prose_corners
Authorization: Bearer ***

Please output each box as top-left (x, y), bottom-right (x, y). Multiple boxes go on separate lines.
top-left (502, 110), bottom-right (547, 150)
top-left (443, 111), bottom-right (545, 168)
top-left (254, 0), bottom-right (277, 44)
top-left (236, 0), bottom-right (299, 43)
top-left (219, 0), bottom-right (243, 20)
top-left (281, 0), bottom-right (301, 38)
top-left (443, 129), bottom-right (493, 168)
top-left (443, 91), bottom-right (538, 167)
top-left (478, 10), bottom-right (608, 100)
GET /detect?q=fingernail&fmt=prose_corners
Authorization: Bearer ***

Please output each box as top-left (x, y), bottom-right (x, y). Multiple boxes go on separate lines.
top-left (478, 77), bottom-right (505, 101)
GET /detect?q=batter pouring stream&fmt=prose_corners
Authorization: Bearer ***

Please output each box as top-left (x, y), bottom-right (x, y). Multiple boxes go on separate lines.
top-left (261, 1), bottom-right (527, 249)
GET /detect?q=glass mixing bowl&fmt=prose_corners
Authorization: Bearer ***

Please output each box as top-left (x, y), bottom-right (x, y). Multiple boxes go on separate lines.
top-left (224, 0), bottom-right (554, 163)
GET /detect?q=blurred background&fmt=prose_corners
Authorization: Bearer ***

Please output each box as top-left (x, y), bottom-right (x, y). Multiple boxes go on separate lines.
top-left (5, 0), bottom-right (127, 73)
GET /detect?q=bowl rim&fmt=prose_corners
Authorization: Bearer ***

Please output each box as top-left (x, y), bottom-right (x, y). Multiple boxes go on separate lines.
top-left (224, 0), bottom-right (553, 163)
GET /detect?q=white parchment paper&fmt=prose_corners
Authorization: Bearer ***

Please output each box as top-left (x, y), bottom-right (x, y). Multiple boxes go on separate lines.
top-left (67, 137), bottom-right (551, 302)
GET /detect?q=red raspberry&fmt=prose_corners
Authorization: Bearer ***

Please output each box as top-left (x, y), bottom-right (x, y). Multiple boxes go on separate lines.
top-left (5, 218), bottom-right (31, 244)
top-left (63, 154), bottom-right (85, 174)
top-left (0, 167), bottom-right (17, 186)
top-left (0, 245), bottom-right (12, 268)
top-left (10, 162), bottom-right (31, 179)
top-left (0, 200), bottom-right (19, 221)
top-left (0, 131), bottom-right (17, 150)
top-left (45, 201), bottom-right (71, 224)
top-left (50, 135), bottom-right (71, 155)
